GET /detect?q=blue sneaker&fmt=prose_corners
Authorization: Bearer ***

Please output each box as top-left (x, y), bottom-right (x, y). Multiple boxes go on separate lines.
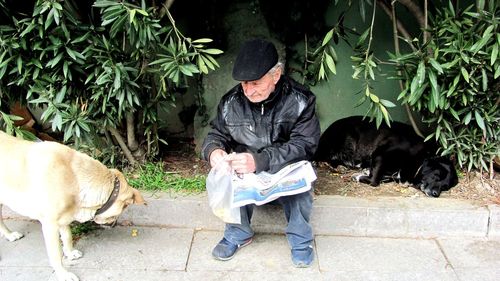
top-left (212, 237), bottom-right (252, 261)
top-left (291, 245), bottom-right (314, 267)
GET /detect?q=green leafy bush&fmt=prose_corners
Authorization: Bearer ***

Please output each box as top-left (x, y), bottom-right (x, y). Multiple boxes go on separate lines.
top-left (309, 0), bottom-right (498, 173)
top-left (0, 0), bottom-right (222, 165)
top-left (393, 4), bottom-right (499, 171)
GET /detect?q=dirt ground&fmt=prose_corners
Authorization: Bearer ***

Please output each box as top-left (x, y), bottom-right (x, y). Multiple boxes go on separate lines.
top-left (313, 162), bottom-right (500, 205)
top-left (162, 141), bottom-right (500, 206)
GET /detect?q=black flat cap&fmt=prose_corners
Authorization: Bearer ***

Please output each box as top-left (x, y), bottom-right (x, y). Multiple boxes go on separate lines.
top-left (232, 39), bottom-right (278, 81)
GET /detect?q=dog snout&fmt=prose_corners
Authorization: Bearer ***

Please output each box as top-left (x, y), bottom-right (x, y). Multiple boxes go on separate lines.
top-left (94, 216), bottom-right (118, 226)
top-left (421, 184), bottom-right (441, 197)
top-left (100, 220), bottom-right (118, 229)
top-left (425, 188), bottom-right (441, 198)
top-left (108, 220), bottom-right (118, 228)
top-left (430, 189), bottom-right (440, 197)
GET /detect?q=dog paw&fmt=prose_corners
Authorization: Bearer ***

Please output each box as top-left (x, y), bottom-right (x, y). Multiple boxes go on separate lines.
top-left (352, 173), bottom-right (364, 182)
top-left (5, 231), bottom-right (24, 241)
top-left (64, 249), bottom-right (83, 260)
top-left (56, 269), bottom-right (79, 281)
top-left (352, 172), bottom-right (369, 182)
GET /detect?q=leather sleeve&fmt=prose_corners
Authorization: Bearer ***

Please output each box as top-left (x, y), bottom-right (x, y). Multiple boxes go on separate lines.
top-left (201, 101), bottom-right (230, 162)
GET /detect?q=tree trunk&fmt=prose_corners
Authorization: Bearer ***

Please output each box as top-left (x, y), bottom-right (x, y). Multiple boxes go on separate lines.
top-left (126, 112), bottom-right (139, 151)
top-left (108, 126), bottom-right (137, 165)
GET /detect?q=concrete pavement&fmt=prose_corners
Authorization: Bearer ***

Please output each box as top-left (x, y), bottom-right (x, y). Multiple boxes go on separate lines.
top-left (1, 191), bottom-right (499, 281)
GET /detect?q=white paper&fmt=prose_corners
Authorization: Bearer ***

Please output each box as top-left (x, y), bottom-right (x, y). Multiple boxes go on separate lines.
top-left (231, 161), bottom-right (317, 208)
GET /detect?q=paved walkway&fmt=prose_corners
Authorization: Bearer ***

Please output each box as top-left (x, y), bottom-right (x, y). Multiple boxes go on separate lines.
top-left (1, 192), bottom-right (499, 281)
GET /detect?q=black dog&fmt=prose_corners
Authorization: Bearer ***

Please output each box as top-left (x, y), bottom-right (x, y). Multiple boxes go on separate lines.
top-left (314, 116), bottom-right (458, 197)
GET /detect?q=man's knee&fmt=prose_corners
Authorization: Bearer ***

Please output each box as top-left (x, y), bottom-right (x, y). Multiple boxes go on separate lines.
top-left (279, 190), bottom-right (313, 211)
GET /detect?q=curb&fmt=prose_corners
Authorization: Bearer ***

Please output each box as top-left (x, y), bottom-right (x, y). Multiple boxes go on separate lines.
top-left (117, 191), bottom-right (499, 238)
top-left (4, 191), bottom-right (499, 238)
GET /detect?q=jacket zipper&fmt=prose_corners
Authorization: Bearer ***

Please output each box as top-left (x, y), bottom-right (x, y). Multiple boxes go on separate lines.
top-left (261, 104), bottom-right (264, 115)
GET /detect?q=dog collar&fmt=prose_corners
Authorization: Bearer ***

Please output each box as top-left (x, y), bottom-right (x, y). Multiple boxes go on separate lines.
top-left (95, 177), bottom-right (120, 215)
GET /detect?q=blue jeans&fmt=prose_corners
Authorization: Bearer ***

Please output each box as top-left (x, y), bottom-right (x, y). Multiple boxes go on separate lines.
top-left (223, 189), bottom-right (313, 250)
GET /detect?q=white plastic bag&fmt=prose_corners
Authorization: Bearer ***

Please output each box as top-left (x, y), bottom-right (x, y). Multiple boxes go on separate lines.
top-left (206, 159), bottom-right (241, 224)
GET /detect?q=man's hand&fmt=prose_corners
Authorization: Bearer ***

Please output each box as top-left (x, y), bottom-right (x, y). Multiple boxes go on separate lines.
top-left (209, 149), bottom-right (228, 168)
top-left (226, 152), bottom-right (256, 174)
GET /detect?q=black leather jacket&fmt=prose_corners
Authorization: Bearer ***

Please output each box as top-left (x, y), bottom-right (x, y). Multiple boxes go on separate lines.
top-left (201, 76), bottom-right (320, 174)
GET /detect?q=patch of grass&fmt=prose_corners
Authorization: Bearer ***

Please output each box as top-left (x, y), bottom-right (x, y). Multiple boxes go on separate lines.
top-left (127, 162), bottom-right (206, 193)
top-left (71, 221), bottom-right (100, 240)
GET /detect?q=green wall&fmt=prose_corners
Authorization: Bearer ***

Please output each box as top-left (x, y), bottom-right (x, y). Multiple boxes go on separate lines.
top-left (161, 1), bottom-right (420, 152)
top-left (307, 1), bottom-right (415, 132)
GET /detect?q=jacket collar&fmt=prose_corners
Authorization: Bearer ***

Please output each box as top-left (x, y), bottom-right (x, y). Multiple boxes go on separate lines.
top-left (263, 75), bottom-right (284, 104)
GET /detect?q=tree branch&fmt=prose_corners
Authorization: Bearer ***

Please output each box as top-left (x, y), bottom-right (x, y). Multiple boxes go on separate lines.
top-left (378, 0), bottom-right (423, 137)
top-left (397, 0), bottom-right (425, 29)
top-left (365, 2), bottom-right (378, 62)
top-left (108, 126), bottom-right (137, 165)
top-left (377, 1), bottom-right (417, 52)
top-left (397, 0), bottom-right (430, 45)
top-left (159, 0), bottom-right (175, 19)
top-left (423, 0), bottom-right (428, 43)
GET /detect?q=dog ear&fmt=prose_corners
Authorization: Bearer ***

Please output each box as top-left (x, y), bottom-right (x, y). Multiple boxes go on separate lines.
top-left (132, 188), bottom-right (147, 205)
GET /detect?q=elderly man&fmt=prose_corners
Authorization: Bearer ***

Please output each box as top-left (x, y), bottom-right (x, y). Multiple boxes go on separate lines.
top-left (201, 38), bottom-right (320, 267)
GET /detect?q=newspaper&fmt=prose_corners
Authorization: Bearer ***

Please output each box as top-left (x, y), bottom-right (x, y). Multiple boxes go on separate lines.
top-left (231, 160), bottom-right (316, 208)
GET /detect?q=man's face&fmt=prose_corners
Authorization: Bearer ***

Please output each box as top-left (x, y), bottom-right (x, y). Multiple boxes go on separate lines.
top-left (241, 68), bottom-right (281, 103)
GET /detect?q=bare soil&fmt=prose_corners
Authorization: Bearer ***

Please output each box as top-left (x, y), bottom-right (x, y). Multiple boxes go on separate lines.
top-left (313, 162), bottom-right (500, 205)
top-left (162, 141), bottom-right (500, 206)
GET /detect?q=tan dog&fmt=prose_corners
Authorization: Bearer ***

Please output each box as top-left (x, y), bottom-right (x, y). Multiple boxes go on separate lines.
top-left (0, 131), bottom-right (146, 281)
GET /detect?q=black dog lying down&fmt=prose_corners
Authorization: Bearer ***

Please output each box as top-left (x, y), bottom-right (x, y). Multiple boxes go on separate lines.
top-left (314, 116), bottom-right (458, 197)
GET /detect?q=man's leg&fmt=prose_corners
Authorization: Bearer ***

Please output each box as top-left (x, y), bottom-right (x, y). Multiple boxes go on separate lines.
top-left (277, 190), bottom-right (314, 267)
top-left (212, 204), bottom-right (254, 260)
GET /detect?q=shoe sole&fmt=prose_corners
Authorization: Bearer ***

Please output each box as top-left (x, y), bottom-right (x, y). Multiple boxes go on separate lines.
top-left (293, 262), bottom-right (312, 268)
top-left (212, 238), bottom-right (253, 261)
